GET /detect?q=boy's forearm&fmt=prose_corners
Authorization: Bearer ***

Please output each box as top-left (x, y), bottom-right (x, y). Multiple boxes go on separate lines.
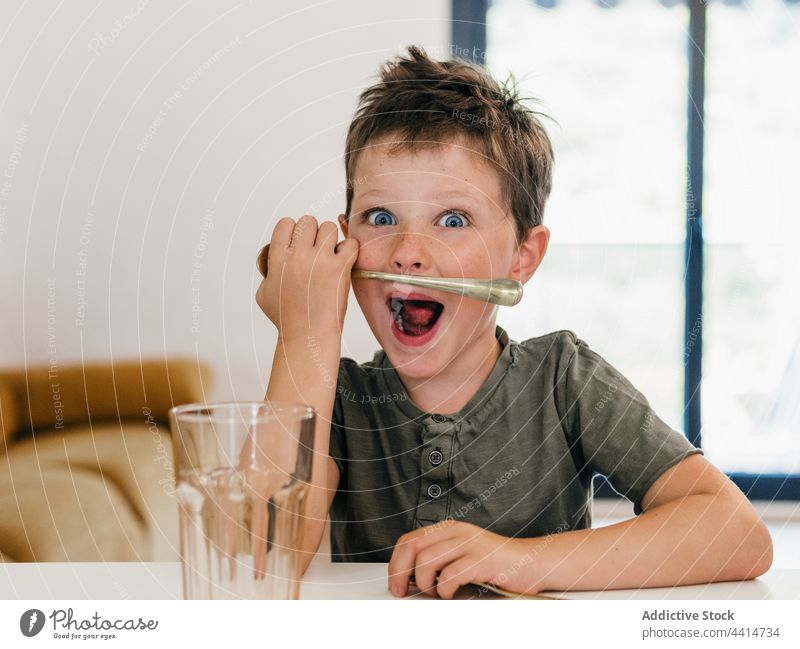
top-left (520, 493), bottom-right (772, 593)
top-left (264, 331), bottom-right (341, 574)
top-left (266, 331), bottom-right (340, 416)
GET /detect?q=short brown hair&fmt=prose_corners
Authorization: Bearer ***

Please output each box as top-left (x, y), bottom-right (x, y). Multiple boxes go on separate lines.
top-left (344, 45), bottom-right (555, 243)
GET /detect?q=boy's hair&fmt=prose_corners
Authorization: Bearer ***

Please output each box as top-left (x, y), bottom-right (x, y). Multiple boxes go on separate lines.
top-left (344, 45), bottom-right (555, 243)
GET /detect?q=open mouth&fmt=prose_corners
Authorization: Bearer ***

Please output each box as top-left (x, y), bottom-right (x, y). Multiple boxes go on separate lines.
top-left (387, 296), bottom-right (445, 337)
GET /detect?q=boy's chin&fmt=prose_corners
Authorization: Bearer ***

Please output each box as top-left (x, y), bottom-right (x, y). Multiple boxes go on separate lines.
top-left (384, 348), bottom-right (447, 380)
top-left (377, 330), bottom-right (451, 375)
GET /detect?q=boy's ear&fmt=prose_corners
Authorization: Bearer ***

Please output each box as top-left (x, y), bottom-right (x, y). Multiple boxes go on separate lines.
top-left (510, 224), bottom-right (550, 284)
top-left (338, 213), bottom-right (349, 237)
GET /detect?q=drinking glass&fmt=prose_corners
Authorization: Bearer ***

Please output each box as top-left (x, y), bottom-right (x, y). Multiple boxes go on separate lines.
top-left (169, 401), bottom-right (315, 599)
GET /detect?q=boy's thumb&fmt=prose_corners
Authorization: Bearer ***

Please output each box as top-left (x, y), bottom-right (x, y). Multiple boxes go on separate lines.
top-left (335, 237), bottom-right (359, 264)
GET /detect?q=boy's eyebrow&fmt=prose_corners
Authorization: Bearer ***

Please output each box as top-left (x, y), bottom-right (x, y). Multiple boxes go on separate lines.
top-left (356, 189), bottom-right (386, 200)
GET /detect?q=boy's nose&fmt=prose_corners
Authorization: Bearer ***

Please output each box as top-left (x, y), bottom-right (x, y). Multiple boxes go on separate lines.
top-left (389, 232), bottom-right (431, 275)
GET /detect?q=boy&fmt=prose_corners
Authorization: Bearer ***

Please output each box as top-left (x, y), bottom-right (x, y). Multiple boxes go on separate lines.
top-left (255, 46), bottom-right (772, 598)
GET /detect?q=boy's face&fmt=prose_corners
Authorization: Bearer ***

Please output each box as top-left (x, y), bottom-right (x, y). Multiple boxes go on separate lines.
top-left (339, 134), bottom-right (538, 381)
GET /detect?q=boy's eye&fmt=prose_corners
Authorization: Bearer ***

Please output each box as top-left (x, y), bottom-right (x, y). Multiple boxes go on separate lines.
top-left (437, 212), bottom-right (467, 228)
top-left (365, 209), bottom-right (396, 226)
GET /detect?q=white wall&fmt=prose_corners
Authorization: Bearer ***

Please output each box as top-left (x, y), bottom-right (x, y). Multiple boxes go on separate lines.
top-left (0, 0), bottom-right (451, 400)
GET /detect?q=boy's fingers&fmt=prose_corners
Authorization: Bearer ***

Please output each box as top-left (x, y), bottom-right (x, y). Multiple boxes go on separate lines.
top-left (387, 525), bottom-right (457, 596)
top-left (270, 217), bottom-right (297, 250)
top-left (289, 214), bottom-right (318, 249)
top-left (413, 542), bottom-right (464, 597)
top-left (388, 529), bottom-right (434, 596)
top-left (435, 557), bottom-right (476, 600)
top-left (387, 540), bottom-right (417, 597)
top-left (314, 220), bottom-right (339, 248)
top-left (335, 237), bottom-right (359, 264)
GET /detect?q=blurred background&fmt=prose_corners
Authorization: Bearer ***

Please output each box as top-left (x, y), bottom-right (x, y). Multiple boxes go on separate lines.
top-left (0, 0), bottom-right (797, 565)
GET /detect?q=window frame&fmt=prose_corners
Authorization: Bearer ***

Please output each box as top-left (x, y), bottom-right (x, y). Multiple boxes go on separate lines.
top-left (452, 0), bottom-right (800, 502)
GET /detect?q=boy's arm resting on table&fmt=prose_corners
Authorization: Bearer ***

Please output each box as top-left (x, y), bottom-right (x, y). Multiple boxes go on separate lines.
top-left (522, 337), bottom-right (773, 593)
top-left (389, 338), bottom-right (773, 599)
top-left (387, 453), bottom-right (773, 599)
top-left (523, 453), bottom-right (773, 593)
top-left (263, 333), bottom-right (341, 577)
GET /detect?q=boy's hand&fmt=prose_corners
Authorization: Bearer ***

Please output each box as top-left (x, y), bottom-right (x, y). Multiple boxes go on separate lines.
top-left (387, 519), bottom-right (545, 599)
top-left (256, 215), bottom-right (359, 340)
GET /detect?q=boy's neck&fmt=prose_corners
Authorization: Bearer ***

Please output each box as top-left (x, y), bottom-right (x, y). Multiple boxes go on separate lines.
top-left (396, 323), bottom-right (502, 416)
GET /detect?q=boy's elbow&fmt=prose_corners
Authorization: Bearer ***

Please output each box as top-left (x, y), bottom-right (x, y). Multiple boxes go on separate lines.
top-left (737, 514), bottom-right (773, 579)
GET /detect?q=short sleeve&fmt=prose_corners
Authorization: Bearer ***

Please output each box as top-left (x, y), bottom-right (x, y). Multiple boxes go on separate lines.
top-left (557, 334), bottom-right (703, 515)
top-left (328, 360), bottom-right (350, 481)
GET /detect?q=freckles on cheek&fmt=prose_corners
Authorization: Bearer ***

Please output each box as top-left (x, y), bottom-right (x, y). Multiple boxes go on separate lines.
top-left (353, 239), bottom-right (384, 270)
top-left (457, 252), bottom-right (494, 278)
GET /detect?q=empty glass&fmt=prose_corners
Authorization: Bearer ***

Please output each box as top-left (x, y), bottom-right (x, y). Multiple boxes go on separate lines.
top-left (169, 401), bottom-right (316, 599)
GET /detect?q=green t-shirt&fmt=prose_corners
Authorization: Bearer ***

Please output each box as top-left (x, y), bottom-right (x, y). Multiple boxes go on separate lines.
top-left (329, 325), bottom-right (702, 562)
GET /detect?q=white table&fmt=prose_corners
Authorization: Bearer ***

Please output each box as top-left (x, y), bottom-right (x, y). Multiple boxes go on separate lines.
top-left (2, 558), bottom-right (798, 599)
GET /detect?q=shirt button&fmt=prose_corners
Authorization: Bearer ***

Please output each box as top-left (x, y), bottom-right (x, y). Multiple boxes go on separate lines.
top-left (428, 449), bottom-right (444, 466)
top-left (427, 484), bottom-right (442, 498)
top-left (432, 414), bottom-right (448, 423)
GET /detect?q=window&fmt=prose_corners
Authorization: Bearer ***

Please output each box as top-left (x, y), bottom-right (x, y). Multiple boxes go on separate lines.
top-left (703, 0), bottom-right (800, 476)
top-left (453, 0), bottom-right (800, 499)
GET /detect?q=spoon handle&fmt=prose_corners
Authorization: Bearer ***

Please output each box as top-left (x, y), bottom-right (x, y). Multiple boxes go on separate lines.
top-left (256, 244), bottom-right (522, 307)
top-left (351, 269), bottom-right (522, 307)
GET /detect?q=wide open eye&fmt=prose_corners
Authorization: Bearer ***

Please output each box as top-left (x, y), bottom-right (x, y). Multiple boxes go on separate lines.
top-left (436, 212), bottom-right (467, 228)
top-left (365, 209), bottom-right (396, 226)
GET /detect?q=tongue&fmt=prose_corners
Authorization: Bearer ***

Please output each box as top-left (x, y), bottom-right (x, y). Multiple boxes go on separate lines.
top-left (401, 300), bottom-right (438, 327)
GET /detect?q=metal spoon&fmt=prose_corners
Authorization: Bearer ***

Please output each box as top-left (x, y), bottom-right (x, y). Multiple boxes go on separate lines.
top-left (256, 244), bottom-right (522, 307)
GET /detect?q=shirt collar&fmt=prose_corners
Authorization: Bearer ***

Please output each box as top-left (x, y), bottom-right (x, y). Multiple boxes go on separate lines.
top-left (375, 324), bottom-right (518, 426)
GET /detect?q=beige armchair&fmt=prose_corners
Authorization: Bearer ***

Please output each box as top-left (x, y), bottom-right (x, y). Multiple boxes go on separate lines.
top-left (0, 358), bottom-right (210, 562)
